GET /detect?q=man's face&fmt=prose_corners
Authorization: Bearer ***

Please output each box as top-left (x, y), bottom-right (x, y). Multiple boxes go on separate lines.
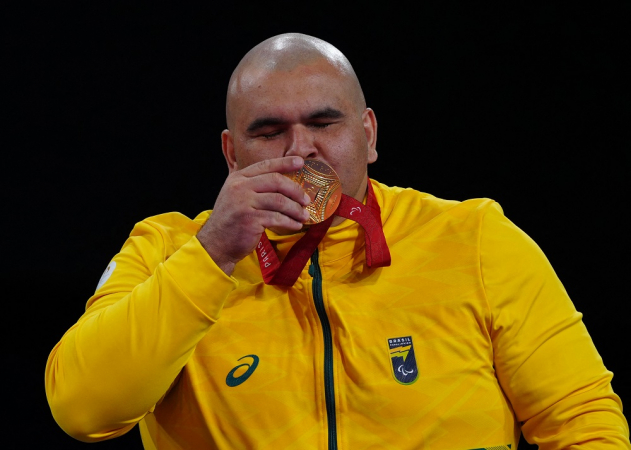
top-left (222, 58), bottom-right (377, 204)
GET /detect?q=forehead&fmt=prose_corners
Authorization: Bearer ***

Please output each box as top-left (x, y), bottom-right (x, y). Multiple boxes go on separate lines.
top-left (230, 61), bottom-right (355, 123)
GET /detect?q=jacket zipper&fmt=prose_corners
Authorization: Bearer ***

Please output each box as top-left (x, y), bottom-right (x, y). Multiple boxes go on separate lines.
top-left (309, 248), bottom-right (338, 450)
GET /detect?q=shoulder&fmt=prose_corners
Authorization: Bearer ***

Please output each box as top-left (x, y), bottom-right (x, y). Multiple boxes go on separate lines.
top-left (371, 179), bottom-right (502, 231)
top-left (127, 210), bottom-right (212, 251)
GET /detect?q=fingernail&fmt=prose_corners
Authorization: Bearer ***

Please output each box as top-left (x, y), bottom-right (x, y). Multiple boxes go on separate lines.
top-left (303, 193), bottom-right (311, 204)
top-left (293, 156), bottom-right (303, 166)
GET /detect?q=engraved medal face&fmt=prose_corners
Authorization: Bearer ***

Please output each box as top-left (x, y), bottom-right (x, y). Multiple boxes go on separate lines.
top-left (283, 159), bottom-right (342, 224)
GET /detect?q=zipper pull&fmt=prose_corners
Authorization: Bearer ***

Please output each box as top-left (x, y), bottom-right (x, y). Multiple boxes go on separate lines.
top-left (309, 248), bottom-right (319, 277)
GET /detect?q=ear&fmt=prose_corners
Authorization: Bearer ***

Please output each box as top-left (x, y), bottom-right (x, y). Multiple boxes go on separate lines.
top-left (221, 129), bottom-right (239, 173)
top-left (362, 108), bottom-right (378, 164)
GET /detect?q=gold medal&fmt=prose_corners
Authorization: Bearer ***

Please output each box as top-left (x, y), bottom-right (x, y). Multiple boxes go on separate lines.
top-left (283, 159), bottom-right (342, 224)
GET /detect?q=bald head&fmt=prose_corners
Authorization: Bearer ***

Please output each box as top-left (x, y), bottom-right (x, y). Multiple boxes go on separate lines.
top-left (226, 33), bottom-right (365, 130)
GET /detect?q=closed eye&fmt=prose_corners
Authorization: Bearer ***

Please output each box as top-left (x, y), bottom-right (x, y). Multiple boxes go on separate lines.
top-left (261, 130), bottom-right (283, 139)
top-left (310, 122), bottom-right (333, 129)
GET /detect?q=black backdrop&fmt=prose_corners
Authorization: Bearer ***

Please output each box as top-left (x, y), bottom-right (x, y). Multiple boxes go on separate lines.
top-left (4, 3), bottom-right (629, 449)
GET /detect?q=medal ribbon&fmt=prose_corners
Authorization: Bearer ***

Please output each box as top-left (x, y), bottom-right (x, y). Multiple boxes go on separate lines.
top-left (256, 179), bottom-right (391, 286)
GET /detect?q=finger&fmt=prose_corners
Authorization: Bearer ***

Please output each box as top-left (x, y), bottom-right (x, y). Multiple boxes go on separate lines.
top-left (248, 172), bottom-right (312, 206)
top-left (239, 156), bottom-right (304, 178)
top-left (257, 210), bottom-right (307, 232)
top-left (253, 193), bottom-right (311, 223)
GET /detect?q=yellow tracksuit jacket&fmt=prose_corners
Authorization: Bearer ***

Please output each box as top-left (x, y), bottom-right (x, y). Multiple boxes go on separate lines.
top-left (46, 180), bottom-right (630, 449)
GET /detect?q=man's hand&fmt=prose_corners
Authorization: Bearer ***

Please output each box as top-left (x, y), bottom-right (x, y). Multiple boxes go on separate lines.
top-left (197, 157), bottom-right (312, 276)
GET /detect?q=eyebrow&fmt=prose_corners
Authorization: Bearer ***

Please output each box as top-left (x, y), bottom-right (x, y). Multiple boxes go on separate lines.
top-left (307, 107), bottom-right (345, 121)
top-left (246, 107), bottom-right (345, 133)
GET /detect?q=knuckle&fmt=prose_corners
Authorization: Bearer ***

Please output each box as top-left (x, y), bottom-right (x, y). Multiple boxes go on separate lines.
top-left (260, 159), bottom-right (272, 172)
top-left (270, 171), bottom-right (284, 185)
top-left (271, 211), bottom-right (285, 226)
top-left (244, 211), bottom-right (261, 226)
top-left (224, 174), bottom-right (240, 190)
top-left (273, 193), bottom-right (286, 209)
top-left (228, 178), bottom-right (241, 192)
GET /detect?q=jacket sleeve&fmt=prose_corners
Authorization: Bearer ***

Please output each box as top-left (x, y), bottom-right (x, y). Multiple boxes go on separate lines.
top-left (45, 216), bottom-right (238, 442)
top-left (480, 202), bottom-right (630, 448)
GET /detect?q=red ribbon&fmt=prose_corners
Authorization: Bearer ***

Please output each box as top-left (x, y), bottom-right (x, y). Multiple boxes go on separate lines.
top-left (256, 180), bottom-right (391, 286)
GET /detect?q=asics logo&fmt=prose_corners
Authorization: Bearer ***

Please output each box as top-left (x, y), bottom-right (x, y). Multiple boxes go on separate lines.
top-left (226, 355), bottom-right (259, 387)
top-left (350, 206), bottom-right (362, 215)
top-left (398, 365), bottom-right (414, 377)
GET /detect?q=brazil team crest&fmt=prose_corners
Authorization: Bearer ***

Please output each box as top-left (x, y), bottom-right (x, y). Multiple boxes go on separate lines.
top-left (387, 336), bottom-right (419, 385)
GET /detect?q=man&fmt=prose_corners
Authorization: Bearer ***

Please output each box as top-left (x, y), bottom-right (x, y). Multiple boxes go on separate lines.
top-left (46, 33), bottom-right (629, 449)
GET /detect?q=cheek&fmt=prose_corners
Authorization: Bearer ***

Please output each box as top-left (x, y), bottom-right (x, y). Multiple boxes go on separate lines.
top-left (235, 141), bottom-right (283, 168)
top-left (324, 133), bottom-right (369, 192)
top-left (329, 129), bottom-right (368, 166)
top-left (234, 150), bottom-right (254, 170)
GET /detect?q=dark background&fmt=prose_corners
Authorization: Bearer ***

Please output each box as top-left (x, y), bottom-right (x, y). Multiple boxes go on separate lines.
top-left (4, 3), bottom-right (629, 449)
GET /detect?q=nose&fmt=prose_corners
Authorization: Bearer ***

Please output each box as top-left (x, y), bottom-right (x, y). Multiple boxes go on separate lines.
top-left (284, 125), bottom-right (318, 160)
